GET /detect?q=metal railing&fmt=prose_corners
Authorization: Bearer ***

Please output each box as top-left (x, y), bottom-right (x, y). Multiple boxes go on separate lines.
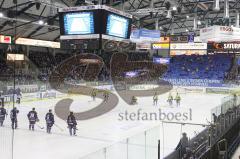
top-left (79, 126), bottom-right (160, 159)
top-left (165, 94), bottom-right (240, 159)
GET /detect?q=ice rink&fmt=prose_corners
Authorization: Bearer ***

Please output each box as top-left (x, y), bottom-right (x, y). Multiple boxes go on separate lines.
top-left (0, 87), bottom-right (226, 159)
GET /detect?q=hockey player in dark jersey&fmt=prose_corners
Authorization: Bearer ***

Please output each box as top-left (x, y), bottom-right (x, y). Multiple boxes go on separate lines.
top-left (0, 105), bottom-right (7, 126)
top-left (153, 92), bottom-right (158, 106)
top-left (16, 94), bottom-right (21, 104)
top-left (10, 107), bottom-right (19, 129)
top-left (167, 93), bottom-right (173, 106)
top-left (131, 96), bottom-right (137, 105)
top-left (45, 109), bottom-right (55, 133)
top-left (0, 91), bottom-right (4, 107)
top-left (27, 108), bottom-right (39, 131)
top-left (67, 112), bottom-right (77, 136)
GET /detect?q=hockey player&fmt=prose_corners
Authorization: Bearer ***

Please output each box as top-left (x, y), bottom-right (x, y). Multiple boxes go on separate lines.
top-left (153, 92), bottom-right (158, 106)
top-left (175, 93), bottom-right (181, 107)
top-left (16, 94), bottom-right (21, 104)
top-left (45, 109), bottom-right (55, 134)
top-left (167, 93), bottom-right (173, 106)
top-left (233, 93), bottom-right (237, 107)
top-left (175, 133), bottom-right (189, 158)
top-left (27, 108), bottom-right (39, 131)
top-left (0, 105), bottom-right (7, 126)
top-left (10, 107), bottom-right (19, 129)
top-left (67, 112), bottom-right (77, 136)
top-left (103, 90), bottom-right (109, 103)
top-left (91, 89), bottom-right (97, 101)
top-left (131, 96), bottom-right (137, 105)
top-left (0, 91), bottom-right (4, 107)
top-left (212, 113), bottom-right (218, 123)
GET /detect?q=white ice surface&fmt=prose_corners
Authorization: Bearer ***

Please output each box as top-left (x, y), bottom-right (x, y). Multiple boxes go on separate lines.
top-left (232, 146), bottom-right (240, 159)
top-left (0, 90), bottom-right (226, 159)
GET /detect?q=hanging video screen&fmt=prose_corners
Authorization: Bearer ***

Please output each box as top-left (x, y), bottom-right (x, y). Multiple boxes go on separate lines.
top-left (59, 6), bottom-right (132, 41)
top-left (63, 12), bottom-right (95, 35)
top-left (153, 57), bottom-right (170, 64)
top-left (106, 14), bottom-right (130, 39)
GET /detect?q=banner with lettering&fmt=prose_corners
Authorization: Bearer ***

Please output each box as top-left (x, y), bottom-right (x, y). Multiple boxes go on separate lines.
top-left (162, 78), bottom-right (234, 87)
top-left (130, 29), bottom-right (161, 42)
top-left (200, 25), bottom-right (240, 42)
top-left (207, 42), bottom-right (240, 50)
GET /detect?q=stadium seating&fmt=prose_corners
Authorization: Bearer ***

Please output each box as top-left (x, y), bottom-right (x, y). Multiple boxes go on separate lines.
top-left (163, 54), bottom-right (233, 81)
top-left (55, 53), bottom-right (71, 64)
top-left (0, 50), bottom-right (235, 85)
top-left (29, 51), bottom-right (56, 68)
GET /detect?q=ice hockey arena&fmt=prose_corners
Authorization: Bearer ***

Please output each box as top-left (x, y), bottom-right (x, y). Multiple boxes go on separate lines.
top-left (2, 0), bottom-right (240, 159)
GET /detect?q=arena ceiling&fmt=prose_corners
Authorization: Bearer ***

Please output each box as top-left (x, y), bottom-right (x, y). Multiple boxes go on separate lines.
top-left (0, 0), bottom-right (240, 42)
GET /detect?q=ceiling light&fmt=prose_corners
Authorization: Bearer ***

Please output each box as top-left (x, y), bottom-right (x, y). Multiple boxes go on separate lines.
top-left (197, 20), bottom-right (201, 25)
top-left (38, 20), bottom-right (44, 25)
top-left (172, 6), bottom-right (177, 11)
top-left (0, 12), bottom-right (3, 17)
top-left (186, 29), bottom-right (189, 32)
top-left (186, 15), bottom-right (190, 19)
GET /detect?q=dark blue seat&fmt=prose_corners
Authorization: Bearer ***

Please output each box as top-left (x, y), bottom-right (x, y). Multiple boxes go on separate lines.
top-left (163, 54), bottom-right (233, 80)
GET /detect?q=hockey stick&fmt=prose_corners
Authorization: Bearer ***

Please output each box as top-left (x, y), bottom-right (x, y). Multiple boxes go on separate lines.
top-left (206, 118), bottom-right (216, 127)
top-left (36, 123), bottom-right (44, 129)
top-left (67, 125), bottom-right (79, 131)
top-left (54, 124), bottom-right (64, 131)
top-left (194, 131), bottom-right (200, 136)
top-left (206, 118), bottom-right (212, 124)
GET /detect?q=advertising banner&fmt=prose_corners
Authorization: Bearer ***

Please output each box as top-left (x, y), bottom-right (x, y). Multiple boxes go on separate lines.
top-left (170, 50), bottom-right (207, 56)
top-left (237, 57), bottom-right (240, 65)
top-left (130, 29), bottom-right (140, 39)
top-left (194, 36), bottom-right (202, 43)
top-left (163, 78), bottom-right (230, 87)
top-left (170, 43), bottom-right (207, 50)
top-left (152, 43), bottom-right (169, 50)
top-left (206, 88), bottom-right (232, 94)
top-left (16, 38), bottom-right (60, 48)
top-left (136, 43), bottom-right (151, 50)
top-left (7, 54), bottom-right (25, 61)
top-left (38, 91), bottom-right (57, 99)
top-left (207, 42), bottom-right (240, 50)
top-left (130, 29), bottom-right (160, 42)
top-left (188, 32), bottom-right (195, 43)
top-left (160, 37), bottom-right (170, 43)
top-left (153, 57), bottom-right (170, 64)
top-left (139, 29), bottom-right (160, 39)
top-left (170, 36), bottom-right (189, 43)
top-left (200, 25), bottom-right (240, 42)
top-left (0, 35), bottom-right (12, 44)
top-left (7, 85), bottom-right (39, 93)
